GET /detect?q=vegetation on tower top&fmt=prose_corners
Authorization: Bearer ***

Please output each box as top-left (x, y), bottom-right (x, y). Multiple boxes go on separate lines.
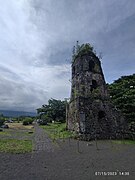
top-left (72, 42), bottom-right (95, 62)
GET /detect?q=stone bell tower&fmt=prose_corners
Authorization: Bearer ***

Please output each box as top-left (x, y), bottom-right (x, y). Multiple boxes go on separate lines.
top-left (66, 43), bottom-right (125, 139)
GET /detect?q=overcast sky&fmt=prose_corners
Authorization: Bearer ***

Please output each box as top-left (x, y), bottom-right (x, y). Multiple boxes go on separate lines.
top-left (0, 0), bottom-right (135, 112)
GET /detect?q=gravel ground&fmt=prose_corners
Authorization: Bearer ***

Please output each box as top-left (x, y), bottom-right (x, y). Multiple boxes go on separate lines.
top-left (0, 124), bottom-right (135, 180)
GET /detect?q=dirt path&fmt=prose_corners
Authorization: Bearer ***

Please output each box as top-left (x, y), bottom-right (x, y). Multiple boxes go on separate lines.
top-left (33, 123), bottom-right (56, 152)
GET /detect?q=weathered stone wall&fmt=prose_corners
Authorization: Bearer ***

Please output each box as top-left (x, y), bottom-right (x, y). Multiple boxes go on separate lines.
top-left (67, 49), bottom-right (126, 139)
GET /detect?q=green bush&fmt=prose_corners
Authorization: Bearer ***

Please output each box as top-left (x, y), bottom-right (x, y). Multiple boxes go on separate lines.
top-left (23, 120), bottom-right (29, 125)
top-left (23, 117), bottom-right (33, 126)
top-left (28, 119), bottom-right (33, 124)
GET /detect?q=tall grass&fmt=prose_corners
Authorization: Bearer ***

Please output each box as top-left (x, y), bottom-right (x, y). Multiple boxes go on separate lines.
top-left (41, 123), bottom-right (74, 140)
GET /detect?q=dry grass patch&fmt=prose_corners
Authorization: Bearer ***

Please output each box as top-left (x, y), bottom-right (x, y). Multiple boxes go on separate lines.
top-left (6, 123), bottom-right (34, 130)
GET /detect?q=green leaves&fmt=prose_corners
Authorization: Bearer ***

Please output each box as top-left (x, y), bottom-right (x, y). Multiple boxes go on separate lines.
top-left (23, 117), bottom-right (33, 125)
top-left (37, 98), bottom-right (66, 123)
top-left (72, 42), bottom-right (94, 62)
top-left (108, 74), bottom-right (135, 123)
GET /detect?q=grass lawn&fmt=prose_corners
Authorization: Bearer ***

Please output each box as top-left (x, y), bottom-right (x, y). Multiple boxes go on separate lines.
top-left (0, 139), bottom-right (32, 153)
top-left (0, 123), bottom-right (34, 153)
top-left (41, 123), bottom-right (74, 140)
top-left (112, 140), bottom-right (135, 145)
top-left (0, 131), bottom-right (11, 136)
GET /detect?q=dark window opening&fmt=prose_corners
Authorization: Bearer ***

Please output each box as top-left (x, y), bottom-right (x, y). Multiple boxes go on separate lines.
top-left (90, 80), bottom-right (98, 92)
top-left (92, 80), bottom-right (98, 89)
top-left (71, 89), bottom-right (74, 99)
top-left (89, 61), bottom-right (95, 71)
top-left (72, 66), bottom-right (75, 76)
top-left (98, 111), bottom-right (106, 119)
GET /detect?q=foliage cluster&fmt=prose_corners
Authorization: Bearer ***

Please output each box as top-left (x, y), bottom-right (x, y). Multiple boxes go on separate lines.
top-left (23, 117), bottom-right (34, 125)
top-left (72, 42), bottom-right (94, 61)
top-left (37, 98), bottom-right (66, 124)
top-left (108, 74), bottom-right (135, 123)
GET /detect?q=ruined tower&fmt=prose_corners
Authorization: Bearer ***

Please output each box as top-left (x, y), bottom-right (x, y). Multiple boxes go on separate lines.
top-left (67, 43), bottom-right (125, 139)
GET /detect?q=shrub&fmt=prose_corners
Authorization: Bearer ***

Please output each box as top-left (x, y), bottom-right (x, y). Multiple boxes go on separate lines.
top-left (28, 119), bottom-right (33, 124)
top-left (23, 120), bottom-right (29, 125)
top-left (23, 117), bottom-right (33, 126)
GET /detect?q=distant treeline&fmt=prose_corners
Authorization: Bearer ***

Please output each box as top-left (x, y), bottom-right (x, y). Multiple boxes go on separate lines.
top-left (0, 110), bottom-right (36, 118)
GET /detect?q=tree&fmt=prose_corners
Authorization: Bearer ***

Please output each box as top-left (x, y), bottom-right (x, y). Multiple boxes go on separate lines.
top-left (108, 74), bottom-right (135, 123)
top-left (37, 98), bottom-right (66, 123)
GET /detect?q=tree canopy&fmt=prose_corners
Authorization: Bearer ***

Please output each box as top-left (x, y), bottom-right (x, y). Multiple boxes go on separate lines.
top-left (37, 98), bottom-right (66, 123)
top-left (108, 74), bottom-right (135, 123)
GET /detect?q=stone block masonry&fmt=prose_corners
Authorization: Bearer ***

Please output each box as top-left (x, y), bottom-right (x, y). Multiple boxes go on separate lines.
top-left (66, 44), bottom-right (126, 140)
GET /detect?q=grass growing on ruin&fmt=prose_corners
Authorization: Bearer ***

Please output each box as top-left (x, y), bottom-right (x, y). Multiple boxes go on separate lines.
top-left (41, 123), bottom-right (74, 140)
top-left (112, 140), bottom-right (135, 145)
top-left (0, 139), bottom-right (32, 153)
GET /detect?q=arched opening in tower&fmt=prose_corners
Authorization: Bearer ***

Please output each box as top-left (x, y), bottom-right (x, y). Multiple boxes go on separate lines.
top-left (90, 80), bottom-right (98, 92)
top-left (89, 60), bottom-right (95, 71)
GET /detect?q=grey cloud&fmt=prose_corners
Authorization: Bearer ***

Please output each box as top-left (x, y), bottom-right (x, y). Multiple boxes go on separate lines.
top-left (0, 76), bottom-right (48, 112)
top-left (0, 0), bottom-right (135, 111)
top-left (0, 65), bottom-right (22, 81)
top-left (31, 0), bottom-right (135, 66)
